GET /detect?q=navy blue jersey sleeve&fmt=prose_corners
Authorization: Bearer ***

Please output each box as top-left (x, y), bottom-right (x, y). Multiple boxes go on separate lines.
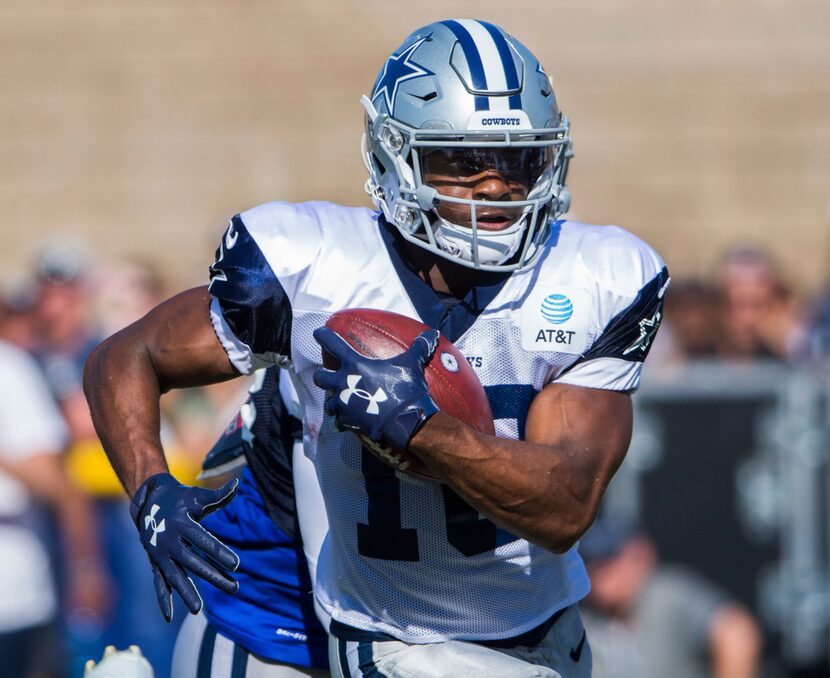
top-left (579, 265), bottom-right (669, 364)
top-left (209, 215), bottom-right (293, 371)
top-left (556, 263), bottom-right (669, 392)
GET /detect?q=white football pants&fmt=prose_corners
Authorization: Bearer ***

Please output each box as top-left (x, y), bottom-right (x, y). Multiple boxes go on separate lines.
top-left (329, 605), bottom-right (592, 678)
top-left (172, 610), bottom-right (330, 678)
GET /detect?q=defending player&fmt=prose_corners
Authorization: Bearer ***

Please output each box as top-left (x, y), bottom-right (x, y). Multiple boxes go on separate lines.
top-left (170, 368), bottom-right (329, 677)
top-left (84, 19), bottom-right (668, 677)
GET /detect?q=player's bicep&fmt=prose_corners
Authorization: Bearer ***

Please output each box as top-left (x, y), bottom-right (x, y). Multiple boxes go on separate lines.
top-left (525, 383), bottom-right (633, 500)
top-left (130, 286), bottom-right (238, 390)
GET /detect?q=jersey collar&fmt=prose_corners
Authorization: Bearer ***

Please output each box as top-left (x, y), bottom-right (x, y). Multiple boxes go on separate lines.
top-left (376, 215), bottom-right (512, 343)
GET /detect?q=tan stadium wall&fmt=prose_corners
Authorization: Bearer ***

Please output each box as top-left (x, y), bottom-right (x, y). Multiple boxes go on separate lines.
top-left (2, 0), bottom-right (829, 291)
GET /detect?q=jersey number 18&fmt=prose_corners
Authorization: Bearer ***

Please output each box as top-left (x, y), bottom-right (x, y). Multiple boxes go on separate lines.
top-left (357, 385), bottom-right (536, 561)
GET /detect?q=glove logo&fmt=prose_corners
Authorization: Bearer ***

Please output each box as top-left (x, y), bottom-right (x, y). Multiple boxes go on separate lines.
top-left (340, 374), bottom-right (388, 415)
top-left (144, 504), bottom-right (166, 547)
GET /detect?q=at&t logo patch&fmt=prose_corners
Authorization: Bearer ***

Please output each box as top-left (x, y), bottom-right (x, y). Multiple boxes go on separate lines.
top-left (521, 287), bottom-right (591, 354)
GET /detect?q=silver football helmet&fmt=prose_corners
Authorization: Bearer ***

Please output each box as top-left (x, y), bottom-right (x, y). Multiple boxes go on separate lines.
top-left (362, 19), bottom-right (572, 271)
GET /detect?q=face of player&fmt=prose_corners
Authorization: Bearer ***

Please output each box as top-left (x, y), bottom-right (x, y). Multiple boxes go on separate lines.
top-left (420, 147), bottom-right (552, 231)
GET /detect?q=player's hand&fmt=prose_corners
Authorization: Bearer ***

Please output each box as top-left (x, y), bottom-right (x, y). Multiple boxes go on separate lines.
top-left (313, 327), bottom-right (440, 450)
top-left (130, 473), bottom-right (240, 622)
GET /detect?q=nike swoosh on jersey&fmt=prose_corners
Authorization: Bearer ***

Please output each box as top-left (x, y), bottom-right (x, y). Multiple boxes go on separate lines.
top-left (569, 630), bottom-right (587, 662)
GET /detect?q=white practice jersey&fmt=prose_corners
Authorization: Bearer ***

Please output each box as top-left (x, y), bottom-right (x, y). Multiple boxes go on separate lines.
top-left (208, 201), bottom-right (668, 643)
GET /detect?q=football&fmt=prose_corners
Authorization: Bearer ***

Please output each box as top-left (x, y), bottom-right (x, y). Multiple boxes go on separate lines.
top-left (322, 308), bottom-right (495, 479)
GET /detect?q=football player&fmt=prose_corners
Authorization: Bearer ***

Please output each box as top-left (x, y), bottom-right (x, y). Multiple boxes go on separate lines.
top-left (170, 368), bottom-right (330, 677)
top-left (84, 19), bottom-right (669, 678)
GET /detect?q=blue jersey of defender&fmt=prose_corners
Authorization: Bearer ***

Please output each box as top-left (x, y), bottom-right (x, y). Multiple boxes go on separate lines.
top-left (197, 368), bottom-right (328, 669)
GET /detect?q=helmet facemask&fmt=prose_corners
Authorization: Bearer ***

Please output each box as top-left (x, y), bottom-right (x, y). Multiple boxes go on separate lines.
top-left (362, 96), bottom-right (571, 272)
top-left (416, 144), bottom-right (557, 267)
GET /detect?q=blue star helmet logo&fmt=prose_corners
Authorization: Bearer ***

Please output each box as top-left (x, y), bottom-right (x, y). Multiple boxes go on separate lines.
top-left (372, 35), bottom-right (434, 116)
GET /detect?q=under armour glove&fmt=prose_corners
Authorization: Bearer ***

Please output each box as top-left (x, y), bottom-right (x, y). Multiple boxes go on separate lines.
top-left (312, 326), bottom-right (440, 450)
top-left (130, 473), bottom-right (240, 622)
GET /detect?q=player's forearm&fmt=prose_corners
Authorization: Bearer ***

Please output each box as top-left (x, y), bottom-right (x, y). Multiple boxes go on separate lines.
top-left (84, 330), bottom-right (169, 496)
top-left (410, 412), bottom-right (603, 553)
top-left (85, 287), bottom-right (239, 496)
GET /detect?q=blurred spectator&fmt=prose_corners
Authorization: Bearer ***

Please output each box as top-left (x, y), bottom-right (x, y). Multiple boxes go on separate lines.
top-left (666, 280), bottom-right (719, 360)
top-left (90, 258), bottom-right (166, 340)
top-left (580, 518), bottom-right (762, 678)
top-left (4, 245), bottom-right (194, 677)
top-left (715, 246), bottom-right (808, 363)
top-left (0, 277), bottom-right (40, 353)
top-left (33, 242), bottom-right (100, 441)
top-left (649, 279), bottom-right (720, 367)
top-left (0, 325), bottom-right (109, 677)
top-left (806, 288), bottom-right (830, 359)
